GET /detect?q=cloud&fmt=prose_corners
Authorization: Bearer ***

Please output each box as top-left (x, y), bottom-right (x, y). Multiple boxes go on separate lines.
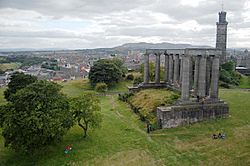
top-left (0, 0), bottom-right (249, 49)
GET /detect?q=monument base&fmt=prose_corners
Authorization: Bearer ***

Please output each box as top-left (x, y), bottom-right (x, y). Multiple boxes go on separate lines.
top-left (157, 101), bottom-right (229, 129)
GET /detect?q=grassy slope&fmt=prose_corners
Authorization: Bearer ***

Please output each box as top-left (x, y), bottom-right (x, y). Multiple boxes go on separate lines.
top-left (130, 89), bottom-right (177, 111)
top-left (0, 80), bottom-right (249, 165)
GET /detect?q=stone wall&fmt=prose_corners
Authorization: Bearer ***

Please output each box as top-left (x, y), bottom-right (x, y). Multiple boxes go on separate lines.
top-left (157, 102), bottom-right (229, 129)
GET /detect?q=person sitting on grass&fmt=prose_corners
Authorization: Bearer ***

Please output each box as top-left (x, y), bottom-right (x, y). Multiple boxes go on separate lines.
top-left (212, 134), bottom-right (218, 139)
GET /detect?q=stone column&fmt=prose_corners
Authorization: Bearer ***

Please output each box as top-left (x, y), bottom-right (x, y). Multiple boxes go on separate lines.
top-left (164, 54), bottom-right (169, 82)
top-left (144, 53), bottom-right (149, 84)
top-left (155, 53), bottom-right (161, 83)
top-left (179, 56), bottom-right (183, 85)
top-left (198, 55), bottom-right (207, 97)
top-left (210, 56), bottom-right (220, 99)
top-left (189, 58), bottom-right (193, 90)
top-left (206, 57), bottom-right (211, 96)
top-left (173, 54), bottom-right (180, 85)
top-left (193, 56), bottom-right (200, 95)
top-left (168, 54), bottom-right (174, 84)
top-left (181, 55), bottom-right (190, 101)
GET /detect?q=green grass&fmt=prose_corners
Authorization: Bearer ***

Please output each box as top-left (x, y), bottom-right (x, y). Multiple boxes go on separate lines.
top-left (239, 76), bottom-right (250, 89)
top-left (0, 63), bottom-right (21, 71)
top-left (0, 80), bottom-right (250, 165)
top-left (59, 79), bottom-right (94, 97)
top-left (108, 80), bottom-right (133, 92)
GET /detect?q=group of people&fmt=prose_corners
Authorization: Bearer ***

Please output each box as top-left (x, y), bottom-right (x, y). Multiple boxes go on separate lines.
top-left (212, 133), bottom-right (226, 139)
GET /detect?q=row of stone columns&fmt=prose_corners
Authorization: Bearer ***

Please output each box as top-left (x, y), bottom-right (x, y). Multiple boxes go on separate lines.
top-left (144, 53), bottom-right (182, 86)
top-left (143, 51), bottom-right (220, 101)
top-left (181, 55), bottom-right (220, 101)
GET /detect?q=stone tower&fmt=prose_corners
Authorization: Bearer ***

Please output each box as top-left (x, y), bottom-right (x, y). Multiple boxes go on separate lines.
top-left (216, 11), bottom-right (228, 64)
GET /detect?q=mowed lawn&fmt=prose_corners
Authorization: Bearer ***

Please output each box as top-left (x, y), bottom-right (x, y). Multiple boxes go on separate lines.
top-left (0, 80), bottom-right (250, 165)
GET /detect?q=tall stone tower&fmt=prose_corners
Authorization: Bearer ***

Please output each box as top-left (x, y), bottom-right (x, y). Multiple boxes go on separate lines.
top-left (216, 11), bottom-right (228, 64)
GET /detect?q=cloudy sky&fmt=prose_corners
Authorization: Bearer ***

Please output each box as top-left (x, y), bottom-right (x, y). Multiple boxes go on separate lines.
top-left (0, 0), bottom-right (249, 49)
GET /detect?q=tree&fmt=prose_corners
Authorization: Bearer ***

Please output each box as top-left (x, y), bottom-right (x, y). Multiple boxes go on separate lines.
top-left (4, 72), bottom-right (37, 101)
top-left (70, 93), bottom-right (102, 137)
top-left (89, 59), bottom-right (123, 86)
top-left (110, 58), bottom-right (127, 76)
top-left (1, 80), bottom-right (73, 152)
top-left (95, 82), bottom-right (108, 94)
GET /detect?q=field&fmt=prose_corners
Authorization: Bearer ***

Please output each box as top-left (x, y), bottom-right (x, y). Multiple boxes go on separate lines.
top-left (0, 79), bottom-right (249, 165)
top-left (0, 63), bottom-right (21, 71)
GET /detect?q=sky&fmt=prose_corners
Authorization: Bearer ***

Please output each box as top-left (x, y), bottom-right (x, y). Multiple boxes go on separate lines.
top-left (0, 0), bottom-right (250, 49)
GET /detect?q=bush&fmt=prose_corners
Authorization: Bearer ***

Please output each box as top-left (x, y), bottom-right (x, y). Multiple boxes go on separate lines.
top-left (126, 74), bottom-right (134, 80)
top-left (220, 82), bottom-right (230, 89)
top-left (118, 93), bottom-right (134, 102)
top-left (219, 61), bottom-right (241, 86)
top-left (95, 82), bottom-right (108, 93)
top-left (133, 76), bottom-right (143, 85)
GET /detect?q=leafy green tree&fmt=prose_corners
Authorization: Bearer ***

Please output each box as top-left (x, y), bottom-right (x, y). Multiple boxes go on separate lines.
top-left (95, 82), bottom-right (108, 94)
top-left (111, 58), bottom-right (127, 76)
top-left (89, 59), bottom-right (123, 86)
top-left (4, 72), bottom-right (37, 101)
top-left (2, 80), bottom-right (72, 153)
top-left (0, 105), bottom-right (7, 127)
top-left (70, 93), bottom-right (102, 137)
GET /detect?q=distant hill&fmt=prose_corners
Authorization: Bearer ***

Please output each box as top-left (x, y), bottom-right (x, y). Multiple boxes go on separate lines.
top-left (0, 42), bottom-right (211, 53)
top-left (112, 42), bottom-right (211, 54)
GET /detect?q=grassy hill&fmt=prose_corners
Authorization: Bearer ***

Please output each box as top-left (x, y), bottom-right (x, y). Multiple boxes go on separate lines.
top-left (0, 80), bottom-right (249, 165)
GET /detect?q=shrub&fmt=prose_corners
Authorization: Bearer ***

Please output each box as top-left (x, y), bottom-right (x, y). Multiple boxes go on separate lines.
top-left (95, 82), bottom-right (108, 93)
top-left (118, 93), bottom-right (134, 102)
top-left (220, 82), bottom-right (230, 88)
top-left (126, 74), bottom-right (134, 80)
top-left (133, 76), bottom-right (143, 85)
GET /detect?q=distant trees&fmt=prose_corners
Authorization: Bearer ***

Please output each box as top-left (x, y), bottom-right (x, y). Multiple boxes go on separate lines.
top-left (70, 93), bottom-right (102, 137)
top-left (1, 80), bottom-right (73, 152)
top-left (4, 72), bottom-right (37, 101)
top-left (89, 58), bottom-right (126, 86)
top-left (0, 55), bottom-right (46, 68)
